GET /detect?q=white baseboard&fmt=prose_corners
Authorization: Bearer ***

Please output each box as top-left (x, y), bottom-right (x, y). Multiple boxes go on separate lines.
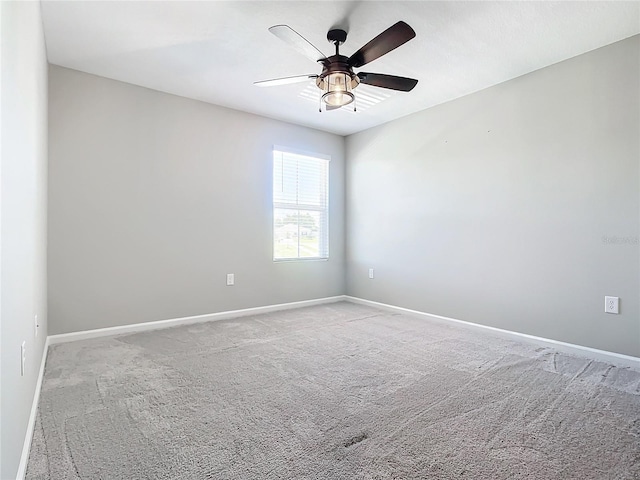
top-left (345, 296), bottom-right (640, 370)
top-left (16, 336), bottom-right (50, 480)
top-left (48, 296), bottom-right (347, 345)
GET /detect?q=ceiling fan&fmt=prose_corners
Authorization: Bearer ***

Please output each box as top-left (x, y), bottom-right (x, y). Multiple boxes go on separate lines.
top-left (254, 21), bottom-right (419, 111)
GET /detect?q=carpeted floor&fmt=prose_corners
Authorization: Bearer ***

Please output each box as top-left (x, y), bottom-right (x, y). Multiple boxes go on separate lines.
top-left (26, 302), bottom-right (640, 479)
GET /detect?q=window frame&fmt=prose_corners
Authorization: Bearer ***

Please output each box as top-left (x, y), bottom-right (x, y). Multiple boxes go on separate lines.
top-left (272, 146), bottom-right (330, 262)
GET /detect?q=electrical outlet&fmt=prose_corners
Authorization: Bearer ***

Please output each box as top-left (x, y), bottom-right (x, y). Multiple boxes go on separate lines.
top-left (21, 341), bottom-right (26, 376)
top-left (368, 268), bottom-right (374, 279)
top-left (226, 273), bottom-right (235, 286)
top-left (605, 296), bottom-right (619, 314)
top-left (34, 314), bottom-right (39, 337)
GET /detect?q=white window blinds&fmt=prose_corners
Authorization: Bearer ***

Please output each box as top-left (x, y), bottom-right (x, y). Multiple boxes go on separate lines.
top-left (273, 148), bottom-right (329, 260)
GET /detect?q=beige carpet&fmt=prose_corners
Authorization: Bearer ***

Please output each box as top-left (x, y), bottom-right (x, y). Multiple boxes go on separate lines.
top-left (27, 302), bottom-right (640, 479)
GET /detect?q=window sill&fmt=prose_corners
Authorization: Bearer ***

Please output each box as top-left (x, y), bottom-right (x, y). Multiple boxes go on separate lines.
top-left (274, 257), bottom-right (329, 263)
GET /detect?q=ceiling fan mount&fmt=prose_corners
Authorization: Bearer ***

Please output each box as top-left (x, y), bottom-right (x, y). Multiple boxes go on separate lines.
top-left (326, 29), bottom-right (348, 46)
top-left (255, 21), bottom-right (419, 111)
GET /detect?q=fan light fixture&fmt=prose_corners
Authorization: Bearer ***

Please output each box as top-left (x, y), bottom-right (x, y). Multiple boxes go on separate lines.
top-left (322, 72), bottom-right (355, 106)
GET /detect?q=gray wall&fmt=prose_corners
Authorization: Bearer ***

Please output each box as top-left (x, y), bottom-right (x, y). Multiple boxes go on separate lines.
top-left (48, 66), bottom-right (345, 335)
top-left (346, 36), bottom-right (640, 357)
top-left (47, 35), bottom-right (640, 358)
top-left (1, 2), bottom-right (49, 478)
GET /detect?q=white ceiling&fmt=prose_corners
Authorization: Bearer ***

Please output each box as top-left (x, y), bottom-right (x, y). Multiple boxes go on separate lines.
top-left (41, 1), bottom-right (640, 136)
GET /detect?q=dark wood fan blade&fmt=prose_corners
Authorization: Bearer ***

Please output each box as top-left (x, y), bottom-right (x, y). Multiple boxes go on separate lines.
top-left (254, 74), bottom-right (318, 87)
top-left (269, 25), bottom-right (327, 63)
top-left (357, 72), bottom-right (418, 91)
top-left (348, 21), bottom-right (415, 68)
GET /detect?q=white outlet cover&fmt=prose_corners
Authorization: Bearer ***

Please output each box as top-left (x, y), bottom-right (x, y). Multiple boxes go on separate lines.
top-left (605, 296), bottom-right (619, 314)
top-left (21, 341), bottom-right (26, 376)
top-left (226, 273), bottom-right (234, 286)
top-left (368, 268), bottom-right (374, 279)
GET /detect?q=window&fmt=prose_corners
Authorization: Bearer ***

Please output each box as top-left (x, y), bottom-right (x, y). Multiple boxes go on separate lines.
top-left (273, 148), bottom-right (329, 261)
